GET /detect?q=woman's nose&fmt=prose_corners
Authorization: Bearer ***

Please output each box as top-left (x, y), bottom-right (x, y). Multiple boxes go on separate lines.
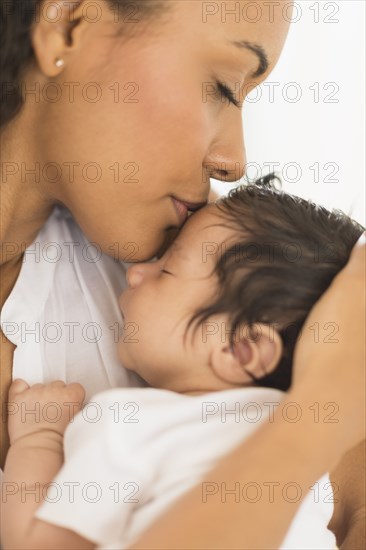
top-left (204, 110), bottom-right (246, 183)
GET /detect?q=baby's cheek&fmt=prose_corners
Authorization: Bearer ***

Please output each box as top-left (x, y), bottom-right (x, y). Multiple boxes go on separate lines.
top-left (124, 298), bottom-right (153, 343)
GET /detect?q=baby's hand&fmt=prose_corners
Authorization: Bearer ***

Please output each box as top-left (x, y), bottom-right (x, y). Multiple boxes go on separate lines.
top-left (7, 379), bottom-right (85, 446)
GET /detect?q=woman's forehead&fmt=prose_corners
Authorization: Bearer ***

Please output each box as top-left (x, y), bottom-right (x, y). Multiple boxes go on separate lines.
top-left (165, 0), bottom-right (291, 66)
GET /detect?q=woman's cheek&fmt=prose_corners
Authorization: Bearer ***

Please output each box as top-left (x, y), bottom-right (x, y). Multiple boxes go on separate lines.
top-left (128, 56), bottom-right (209, 153)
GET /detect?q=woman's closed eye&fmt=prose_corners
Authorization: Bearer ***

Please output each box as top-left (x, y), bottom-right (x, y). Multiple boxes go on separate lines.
top-left (216, 81), bottom-right (241, 108)
top-left (160, 269), bottom-right (173, 276)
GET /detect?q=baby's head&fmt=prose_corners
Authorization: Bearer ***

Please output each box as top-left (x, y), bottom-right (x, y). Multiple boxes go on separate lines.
top-left (118, 175), bottom-right (364, 394)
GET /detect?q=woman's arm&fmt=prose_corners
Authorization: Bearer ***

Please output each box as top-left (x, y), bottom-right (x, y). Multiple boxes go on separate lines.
top-left (328, 440), bottom-right (366, 549)
top-left (0, 330), bottom-right (15, 469)
top-left (131, 384), bottom-right (343, 549)
top-left (129, 234), bottom-right (365, 550)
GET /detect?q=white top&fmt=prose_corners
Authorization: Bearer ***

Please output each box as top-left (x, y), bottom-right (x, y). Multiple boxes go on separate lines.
top-left (1, 206), bottom-right (145, 401)
top-left (36, 387), bottom-right (336, 549)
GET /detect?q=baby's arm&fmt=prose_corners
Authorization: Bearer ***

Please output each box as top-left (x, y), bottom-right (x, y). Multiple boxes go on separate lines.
top-left (2, 379), bottom-right (95, 550)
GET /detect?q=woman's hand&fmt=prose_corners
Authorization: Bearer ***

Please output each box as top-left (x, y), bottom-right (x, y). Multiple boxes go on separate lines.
top-left (7, 379), bottom-right (85, 446)
top-left (293, 233), bottom-right (365, 455)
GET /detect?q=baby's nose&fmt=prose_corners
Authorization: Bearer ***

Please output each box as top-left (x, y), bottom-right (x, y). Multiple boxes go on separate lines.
top-left (126, 264), bottom-right (145, 289)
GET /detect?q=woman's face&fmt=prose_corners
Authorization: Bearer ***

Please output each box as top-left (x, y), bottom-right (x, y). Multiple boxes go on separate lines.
top-left (32, 0), bottom-right (291, 260)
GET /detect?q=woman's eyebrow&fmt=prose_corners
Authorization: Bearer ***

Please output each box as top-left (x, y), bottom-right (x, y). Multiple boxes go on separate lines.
top-left (230, 40), bottom-right (269, 78)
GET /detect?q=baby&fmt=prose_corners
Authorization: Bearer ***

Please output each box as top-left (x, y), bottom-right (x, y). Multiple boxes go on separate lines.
top-left (2, 176), bottom-right (364, 550)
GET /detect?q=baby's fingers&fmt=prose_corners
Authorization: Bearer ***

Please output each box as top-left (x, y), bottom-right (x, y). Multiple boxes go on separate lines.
top-left (66, 382), bottom-right (85, 404)
top-left (8, 379), bottom-right (30, 400)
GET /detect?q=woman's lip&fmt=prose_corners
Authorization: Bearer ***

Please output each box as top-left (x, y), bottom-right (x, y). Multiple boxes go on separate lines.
top-left (171, 197), bottom-right (189, 225)
top-left (171, 196), bottom-right (208, 225)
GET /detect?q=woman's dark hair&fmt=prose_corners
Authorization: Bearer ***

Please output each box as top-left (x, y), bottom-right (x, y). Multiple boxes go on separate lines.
top-left (187, 174), bottom-right (365, 391)
top-left (0, 0), bottom-right (165, 128)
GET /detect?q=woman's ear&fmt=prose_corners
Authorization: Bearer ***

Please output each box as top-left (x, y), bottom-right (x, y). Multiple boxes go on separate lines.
top-left (210, 323), bottom-right (283, 386)
top-left (31, 0), bottom-right (92, 77)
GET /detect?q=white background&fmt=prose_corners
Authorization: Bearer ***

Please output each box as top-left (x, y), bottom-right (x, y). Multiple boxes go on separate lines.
top-left (213, 0), bottom-right (365, 226)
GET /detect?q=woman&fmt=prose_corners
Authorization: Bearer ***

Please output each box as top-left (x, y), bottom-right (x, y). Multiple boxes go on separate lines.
top-left (1, 0), bottom-right (365, 547)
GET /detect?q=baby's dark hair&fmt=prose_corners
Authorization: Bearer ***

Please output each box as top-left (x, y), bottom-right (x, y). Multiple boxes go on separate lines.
top-left (189, 174), bottom-right (364, 391)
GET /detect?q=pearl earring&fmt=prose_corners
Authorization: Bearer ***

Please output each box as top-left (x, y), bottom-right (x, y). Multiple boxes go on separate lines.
top-left (55, 57), bottom-right (64, 68)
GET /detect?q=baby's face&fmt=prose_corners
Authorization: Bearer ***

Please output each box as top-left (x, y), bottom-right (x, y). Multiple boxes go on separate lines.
top-left (118, 204), bottom-right (234, 391)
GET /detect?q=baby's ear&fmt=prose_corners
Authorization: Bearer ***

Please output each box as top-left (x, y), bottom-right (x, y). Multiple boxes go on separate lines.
top-left (211, 323), bottom-right (283, 385)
